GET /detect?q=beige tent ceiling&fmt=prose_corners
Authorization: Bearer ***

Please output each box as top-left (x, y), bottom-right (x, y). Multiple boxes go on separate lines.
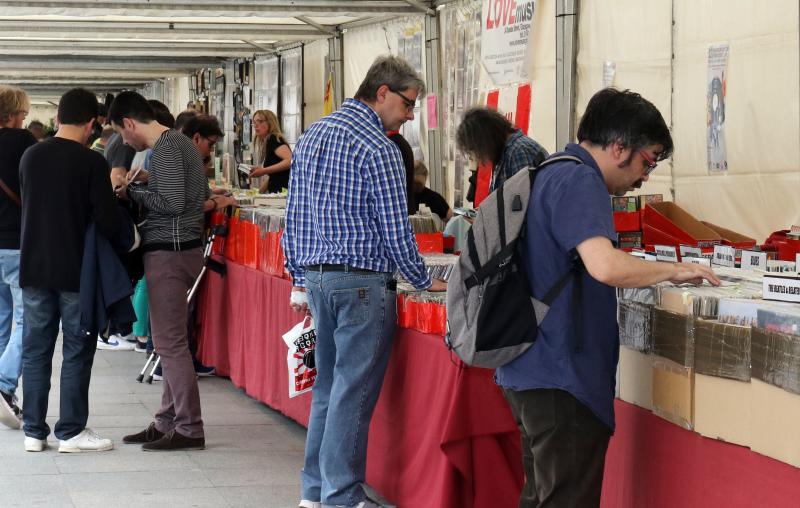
top-left (0, 1), bottom-right (440, 103)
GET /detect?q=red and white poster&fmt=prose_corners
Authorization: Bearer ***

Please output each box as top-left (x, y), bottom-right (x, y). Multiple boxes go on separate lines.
top-left (481, 0), bottom-right (536, 85)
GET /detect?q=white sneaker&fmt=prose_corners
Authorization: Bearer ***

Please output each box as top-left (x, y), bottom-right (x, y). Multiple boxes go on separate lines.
top-left (298, 501), bottom-right (321, 508)
top-left (58, 428), bottom-right (114, 453)
top-left (24, 436), bottom-right (48, 452)
top-left (0, 392), bottom-right (21, 430)
top-left (96, 336), bottom-right (136, 351)
top-left (111, 332), bottom-right (136, 343)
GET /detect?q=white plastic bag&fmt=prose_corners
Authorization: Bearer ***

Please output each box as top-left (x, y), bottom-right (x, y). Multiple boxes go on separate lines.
top-left (281, 317), bottom-right (317, 398)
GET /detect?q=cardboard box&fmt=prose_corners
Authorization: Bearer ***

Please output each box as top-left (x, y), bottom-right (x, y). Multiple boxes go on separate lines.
top-left (700, 221), bottom-right (757, 250)
top-left (619, 346), bottom-right (653, 410)
top-left (652, 356), bottom-right (694, 430)
top-left (643, 202), bottom-right (722, 248)
top-left (694, 374), bottom-right (751, 448)
top-left (750, 379), bottom-right (800, 468)
top-left (618, 301), bottom-right (653, 352)
top-left (693, 319), bottom-right (751, 381)
top-left (657, 286), bottom-right (695, 315)
top-left (751, 328), bottom-right (800, 394)
top-left (651, 308), bottom-right (694, 367)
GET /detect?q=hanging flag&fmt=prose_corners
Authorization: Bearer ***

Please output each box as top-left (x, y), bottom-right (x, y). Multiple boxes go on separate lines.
top-left (323, 72), bottom-right (334, 115)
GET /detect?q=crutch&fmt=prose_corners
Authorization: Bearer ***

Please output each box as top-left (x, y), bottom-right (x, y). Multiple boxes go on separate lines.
top-left (137, 207), bottom-right (231, 383)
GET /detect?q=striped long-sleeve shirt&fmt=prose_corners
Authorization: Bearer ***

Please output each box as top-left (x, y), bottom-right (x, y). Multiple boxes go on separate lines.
top-left (282, 98), bottom-right (432, 290)
top-left (128, 129), bottom-right (210, 251)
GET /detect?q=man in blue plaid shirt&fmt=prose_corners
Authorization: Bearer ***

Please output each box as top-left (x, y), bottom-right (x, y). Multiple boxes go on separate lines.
top-left (457, 106), bottom-right (549, 195)
top-left (283, 56), bottom-right (447, 508)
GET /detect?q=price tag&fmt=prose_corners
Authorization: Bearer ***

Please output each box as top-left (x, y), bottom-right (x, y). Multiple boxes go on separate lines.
top-left (654, 245), bottom-right (678, 262)
top-left (681, 257), bottom-right (711, 267)
top-left (796, 253), bottom-right (800, 271)
top-left (763, 274), bottom-right (800, 303)
top-left (712, 245), bottom-right (736, 267)
top-left (740, 250), bottom-right (767, 271)
top-left (679, 245), bottom-right (702, 258)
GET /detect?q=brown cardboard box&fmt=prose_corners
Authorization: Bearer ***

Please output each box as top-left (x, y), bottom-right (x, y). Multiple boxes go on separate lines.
top-left (658, 286), bottom-right (695, 315)
top-left (652, 356), bottom-right (694, 430)
top-left (694, 374), bottom-right (751, 448)
top-left (618, 346), bottom-right (653, 410)
top-left (750, 379), bottom-right (800, 467)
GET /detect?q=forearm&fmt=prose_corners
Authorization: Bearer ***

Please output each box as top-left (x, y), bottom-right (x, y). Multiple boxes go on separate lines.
top-left (252, 160), bottom-right (290, 177)
top-left (594, 249), bottom-right (677, 288)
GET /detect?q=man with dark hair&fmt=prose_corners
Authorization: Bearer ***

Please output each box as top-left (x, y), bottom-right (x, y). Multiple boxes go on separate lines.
top-left (496, 88), bottom-right (719, 507)
top-left (148, 100), bottom-right (175, 129)
top-left (181, 114), bottom-right (223, 165)
top-left (174, 109), bottom-right (198, 132)
top-left (283, 54), bottom-right (446, 508)
top-left (110, 91), bottom-right (210, 452)
top-left (26, 120), bottom-right (44, 142)
top-left (456, 107), bottom-right (549, 194)
top-left (19, 87), bottom-right (118, 453)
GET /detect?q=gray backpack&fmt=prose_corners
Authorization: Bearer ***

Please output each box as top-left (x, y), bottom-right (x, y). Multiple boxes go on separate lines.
top-left (445, 156), bottom-right (583, 368)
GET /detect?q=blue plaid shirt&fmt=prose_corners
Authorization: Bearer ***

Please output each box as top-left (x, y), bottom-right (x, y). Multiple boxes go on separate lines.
top-left (282, 99), bottom-right (432, 290)
top-left (490, 130), bottom-right (549, 191)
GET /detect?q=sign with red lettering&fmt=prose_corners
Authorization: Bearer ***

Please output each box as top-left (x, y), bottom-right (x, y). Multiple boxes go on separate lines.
top-left (481, 0), bottom-right (536, 85)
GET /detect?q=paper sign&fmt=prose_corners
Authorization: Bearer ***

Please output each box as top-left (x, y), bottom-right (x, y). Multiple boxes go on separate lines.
top-left (767, 260), bottom-right (797, 273)
top-left (426, 94), bottom-right (438, 130)
top-left (481, 0), bottom-right (536, 85)
top-left (680, 245), bottom-right (702, 258)
top-left (655, 245), bottom-right (678, 263)
top-left (643, 253), bottom-right (658, 262)
top-left (740, 250), bottom-right (767, 271)
top-left (763, 275), bottom-right (800, 303)
top-left (602, 61), bottom-right (616, 88)
top-left (712, 245), bottom-right (735, 267)
top-left (682, 257), bottom-right (711, 267)
top-left (796, 253), bottom-right (800, 269)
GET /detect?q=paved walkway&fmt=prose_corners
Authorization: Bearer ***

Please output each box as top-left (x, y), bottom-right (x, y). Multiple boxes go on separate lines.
top-left (0, 340), bottom-right (308, 508)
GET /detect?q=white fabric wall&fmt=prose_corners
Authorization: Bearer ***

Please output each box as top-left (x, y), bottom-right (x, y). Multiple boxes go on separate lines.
top-left (671, 0), bottom-right (799, 241)
top-left (576, 0), bottom-right (674, 200)
top-left (303, 39), bottom-right (328, 129)
top-left (27, 105), bottom-right (57, 128)
top-left (576, 0), bottom-right (799, 240)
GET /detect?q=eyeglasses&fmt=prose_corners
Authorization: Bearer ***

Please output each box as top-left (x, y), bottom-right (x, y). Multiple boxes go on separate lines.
top-left (638, 150), bottom-right (658, 175)
top-left (389, 88), bottom-right (416, 112)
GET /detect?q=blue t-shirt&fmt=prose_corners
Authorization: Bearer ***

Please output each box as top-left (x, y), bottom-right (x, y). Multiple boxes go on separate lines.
top-left (495, 143), bottom-right (619, 431)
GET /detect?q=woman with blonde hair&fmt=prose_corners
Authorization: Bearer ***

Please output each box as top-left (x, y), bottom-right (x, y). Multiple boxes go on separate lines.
top-left (249, 109), bottom-right (292, 193)
top-left (0, 85), bottom-right (36, 429)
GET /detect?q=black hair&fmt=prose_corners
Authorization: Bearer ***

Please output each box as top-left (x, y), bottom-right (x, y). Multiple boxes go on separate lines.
top-left (455, 107), bottom-right (516, 165)
top-left (57, 88), bottom-right (99, 126)
top-left (181, 114), bottom-right (224, 139)
top-left (147, 99), bottom-right (175, 129)
top-left (577, 88), bottom-right (673, 160)
top-left (174, 109), bottom-right (199, 132)
top-left (354, 55), bottom-right (425, 102)
top-left (107, 91), bottom-right (155, 126)
top-left (97, 103), bottom-right (108, 117)
top-left (27, 120), bottom-right (44, 129)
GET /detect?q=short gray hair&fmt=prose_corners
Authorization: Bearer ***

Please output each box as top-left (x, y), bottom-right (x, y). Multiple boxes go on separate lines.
top-left (354, 55), bottom-right (425, 102)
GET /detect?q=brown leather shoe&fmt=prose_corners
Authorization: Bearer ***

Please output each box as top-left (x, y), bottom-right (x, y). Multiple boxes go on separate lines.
top-left (122, 422), bottom-right (164, 444)
top-left (142, 429), bottom-right (205, 451)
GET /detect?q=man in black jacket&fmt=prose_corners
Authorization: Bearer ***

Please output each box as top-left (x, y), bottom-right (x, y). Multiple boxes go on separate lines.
top-left (19, 88), bottom-right (118, 453)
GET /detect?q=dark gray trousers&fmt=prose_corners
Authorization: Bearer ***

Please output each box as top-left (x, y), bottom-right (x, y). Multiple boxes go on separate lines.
top-left (503, 388), bottom-right (611, 508)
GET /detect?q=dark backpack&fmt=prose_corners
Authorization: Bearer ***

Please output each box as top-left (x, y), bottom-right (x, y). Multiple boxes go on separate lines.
top-left (445, 155), bottom-right (583, 368)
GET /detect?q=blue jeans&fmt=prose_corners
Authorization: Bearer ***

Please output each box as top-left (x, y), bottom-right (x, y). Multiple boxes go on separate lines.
top-left (0, 249), bottom-right (23, 395)
top-left (22, 288), bottom-right (96, 440)
top-left (301, 269), bottom-right (397, 507)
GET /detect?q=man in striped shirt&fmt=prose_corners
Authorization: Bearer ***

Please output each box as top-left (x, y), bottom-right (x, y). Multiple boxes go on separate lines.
top-left (109, 92), bottom-right (209, 452)
top-left (283, 56), bottom-right (446, 508)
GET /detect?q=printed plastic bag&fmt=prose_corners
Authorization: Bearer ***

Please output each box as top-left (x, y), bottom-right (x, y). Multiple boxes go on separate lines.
top-left (281, 317), bottom-right (317, 398)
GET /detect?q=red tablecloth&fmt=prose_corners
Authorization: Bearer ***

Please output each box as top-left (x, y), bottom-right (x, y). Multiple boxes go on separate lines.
top-left (196, 261), bottom-right (523, 507)
top-left (197, 259), bottom-right (800, 508)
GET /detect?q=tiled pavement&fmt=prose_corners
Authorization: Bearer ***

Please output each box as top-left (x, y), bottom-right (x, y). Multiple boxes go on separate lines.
top-left (0, 340), bottom-right (308, 508)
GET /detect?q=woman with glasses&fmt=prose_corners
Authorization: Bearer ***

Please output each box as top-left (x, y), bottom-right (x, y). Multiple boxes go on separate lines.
top-left (249, 109), bottom-right (292, 194)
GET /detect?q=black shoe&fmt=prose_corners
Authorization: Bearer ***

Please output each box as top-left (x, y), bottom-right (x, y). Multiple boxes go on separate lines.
top-left (123, 422), bottom-right (164, 444)
top-left (142, 429), bottom-right (205, 451)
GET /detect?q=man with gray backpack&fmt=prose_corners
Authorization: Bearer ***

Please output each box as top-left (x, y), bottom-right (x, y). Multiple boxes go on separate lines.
top-left (448, 88), bottom-right (719, 507)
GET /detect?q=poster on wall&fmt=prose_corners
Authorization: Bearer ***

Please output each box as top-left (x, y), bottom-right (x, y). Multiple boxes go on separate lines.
top-left (707, 43), bottom-right (729, 174)
top-left (481, 0), bottom-right (536, 85)
top-left (485, 82), bottom-right (532, 135)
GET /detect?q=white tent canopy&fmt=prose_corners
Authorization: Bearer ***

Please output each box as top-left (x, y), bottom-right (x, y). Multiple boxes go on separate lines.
top-left (0, 1), bottom-right (434, 101)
